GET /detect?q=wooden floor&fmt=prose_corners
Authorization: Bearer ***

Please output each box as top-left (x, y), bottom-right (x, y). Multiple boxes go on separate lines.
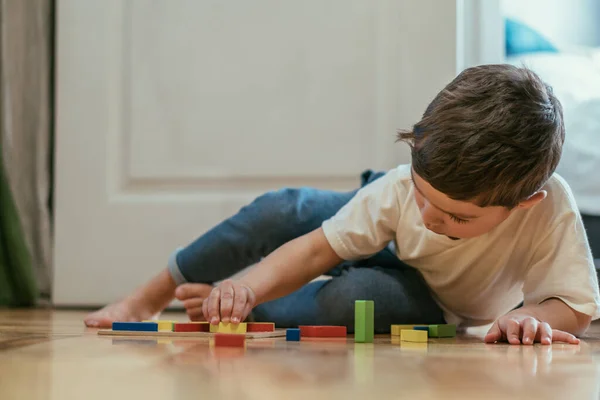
top-left (1, 309), bottom-right (600, 399)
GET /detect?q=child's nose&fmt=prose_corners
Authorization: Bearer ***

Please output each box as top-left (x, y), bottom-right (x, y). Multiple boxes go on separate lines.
top-left (421, 201), bottom-right (444, 226)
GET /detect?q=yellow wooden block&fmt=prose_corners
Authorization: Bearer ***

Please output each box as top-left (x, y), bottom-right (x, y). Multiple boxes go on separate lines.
top-left (400, 329), bottom-right (428, 343)
top-left (143, 320), bottom-right (175, 331)
top-left (209, 322), bottom-right (247, 334)
top-left (400, 341), bottom-right (428, 351)
top-left (391, 325), bottom-right (426, 336)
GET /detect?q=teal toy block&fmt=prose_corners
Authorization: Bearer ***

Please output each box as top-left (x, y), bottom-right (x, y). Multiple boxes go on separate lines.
top-left (355, 300), bottom-right (374, 343)
top-left (286, 328), bottom-right (301, 341)
top-left (112, 322), bottom-right (158, 332)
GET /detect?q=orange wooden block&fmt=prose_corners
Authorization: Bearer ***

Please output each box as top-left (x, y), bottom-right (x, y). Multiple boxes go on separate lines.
top-left (246, 322), bottom-right (275, 332)
top-left (214, 333), bottom-right (245, 347)
top-left (174, 322), bottom-right (210, 332)
top-left (299, 326), bottom-right (347, 338)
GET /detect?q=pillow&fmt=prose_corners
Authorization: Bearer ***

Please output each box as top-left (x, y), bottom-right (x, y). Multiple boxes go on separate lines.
top-left (505, 18), bottom-right (559, 56)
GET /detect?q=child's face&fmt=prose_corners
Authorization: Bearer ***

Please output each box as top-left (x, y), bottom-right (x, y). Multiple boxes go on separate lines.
top-left (411, 169), bottom-right (517, 239)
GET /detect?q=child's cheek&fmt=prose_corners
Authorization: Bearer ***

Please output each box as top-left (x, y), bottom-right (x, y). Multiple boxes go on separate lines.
top-left (414, 191), bottom-right (424, 209)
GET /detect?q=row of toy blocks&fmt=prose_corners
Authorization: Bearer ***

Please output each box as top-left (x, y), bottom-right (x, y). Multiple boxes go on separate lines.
top-left (142, 320), bottom-right (176, 331)
top-left (113, 321), bottom-right (274, 333)
top-left (390, 324), bottom-right (456, 338)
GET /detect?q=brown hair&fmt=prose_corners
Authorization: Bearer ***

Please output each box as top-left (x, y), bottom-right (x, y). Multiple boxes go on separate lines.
top-left (397, 64), bottom-right (565, 209)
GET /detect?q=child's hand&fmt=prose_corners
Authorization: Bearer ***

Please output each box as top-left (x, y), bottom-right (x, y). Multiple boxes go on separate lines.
top-left (484, 314), bottom-right (580, 345)
top-left (202, 279), bottom-right (257, 325)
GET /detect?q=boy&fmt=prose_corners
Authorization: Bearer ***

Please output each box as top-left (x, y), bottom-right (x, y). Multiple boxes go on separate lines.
top-left (85, 65), bottom-right (600, 345)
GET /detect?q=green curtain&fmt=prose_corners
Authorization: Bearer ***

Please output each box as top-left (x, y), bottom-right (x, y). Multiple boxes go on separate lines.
top-left (0, 143), bottom-right (37, 306)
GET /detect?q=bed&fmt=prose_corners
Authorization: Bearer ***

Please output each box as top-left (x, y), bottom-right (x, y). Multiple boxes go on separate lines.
top-left (504, 18), bottom-right (600, 258)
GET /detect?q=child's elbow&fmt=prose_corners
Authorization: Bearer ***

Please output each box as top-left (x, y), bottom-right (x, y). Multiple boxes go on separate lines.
top-left (574, 313), bottom-right (592, 337)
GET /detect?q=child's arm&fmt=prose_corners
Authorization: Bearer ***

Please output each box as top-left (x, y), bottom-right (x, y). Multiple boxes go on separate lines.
top-left (202, 227), bottom-right (343, 324)
top-left (484, 298), bottom-right (591, 345)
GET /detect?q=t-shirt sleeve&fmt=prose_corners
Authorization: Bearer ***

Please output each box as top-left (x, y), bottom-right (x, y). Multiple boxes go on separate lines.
top-left (321, 169), bottom-right (402, 260)
top-left (522, 195), bottom-right (600, 319)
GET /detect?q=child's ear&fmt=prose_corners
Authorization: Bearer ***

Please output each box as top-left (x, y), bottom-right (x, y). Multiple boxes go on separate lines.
top-left (517, 190), bottom-right (547, 210)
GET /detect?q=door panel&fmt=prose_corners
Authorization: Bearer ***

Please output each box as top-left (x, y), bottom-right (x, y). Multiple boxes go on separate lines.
top-left (53, 0), bottom-right (459, 305)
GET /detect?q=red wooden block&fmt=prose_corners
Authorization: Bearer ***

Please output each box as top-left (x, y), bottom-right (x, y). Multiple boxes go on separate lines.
top-left (299, 325), bottom-right (347, 338)
top-left (214, 333), bottom-right (245, 347)
top-left (246, 322), bottom-right (275, 332)
top-left (174, 323), bottom-right (210, 332)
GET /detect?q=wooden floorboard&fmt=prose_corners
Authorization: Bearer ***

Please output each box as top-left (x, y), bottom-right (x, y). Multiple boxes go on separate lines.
top-left (1, 309), bottom-right (599, 400)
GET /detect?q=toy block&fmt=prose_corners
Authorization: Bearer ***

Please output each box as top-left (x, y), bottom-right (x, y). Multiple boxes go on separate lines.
top-left (354, 300), bottom-right (374, 343)
top-left (391, 324), bottom-right (427, 336)
top-left (286, 328), bottom-right (301, 341)
top-left (299, 326), bottom-right (347, 338)
top-left (400, 329), bottom-right (428, 343)
top-left (413, 326), bottom-right (429, 332)
top-left (246, 322), bottom-right (275, 332)
top-left (112, 322), bottom-right (158, 332)
top-left (143, 320), bottom-right (175, 331)
top-left (428, 324), bottom-right (456, 338)
top-left (209, 322), bottom-right (247, 334)
top-left (214, 333), bottom-right (245, 347)
top-left (174, 322), bottom-right (210, 332)
top-left (400, 342), bottom-right (428, 351)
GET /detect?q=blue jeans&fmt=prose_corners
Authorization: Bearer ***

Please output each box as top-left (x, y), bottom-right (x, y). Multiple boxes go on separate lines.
top-left (168, 171), bottom-right (445, 332)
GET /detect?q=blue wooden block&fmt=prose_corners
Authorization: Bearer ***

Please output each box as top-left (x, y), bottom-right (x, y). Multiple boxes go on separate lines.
top-left (286, 328), bottom-right (301, 341)
top-left (413, 326), bottom-right (429, 332)
top-left (112, 322), bottom-right (158, 332)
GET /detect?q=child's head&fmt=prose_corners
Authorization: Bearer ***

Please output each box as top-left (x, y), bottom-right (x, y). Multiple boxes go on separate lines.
top-left (398, 64), bottom-right (565, 239)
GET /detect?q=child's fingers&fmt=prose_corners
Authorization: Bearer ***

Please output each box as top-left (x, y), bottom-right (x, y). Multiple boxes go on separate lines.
top-left (230, 284), bottom-right (247, 324)
top-left (551, 329), bottom-right (580, 345)
top-left (506, 319), bottom-right (521, 345)
top-left (242, 302), bottom-right (253, 322)
top-left (537, 322), bottom-right (553, 345)
top-left (484, 321), bottom-right (502, 343)
top-left (521, 318), bottom-right (538, 345)
top-left (202, 297), bottom-right (210, 322)
top-left (207, 287), bottom-right (222, 324)
top-left (186, 307), bottom-right (204, 320)
top-left (175, 283), bottom-right (200, 300)
top-left (182, 298), bottom-right (204, 310)
top-left (219, 280), bottom-right (235, 323)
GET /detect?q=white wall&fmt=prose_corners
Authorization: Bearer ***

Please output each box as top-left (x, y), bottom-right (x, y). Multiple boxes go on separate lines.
top-left (502, 0), bottom-right (600, 48)
top-left (458, 0), bottom-right (504, 70)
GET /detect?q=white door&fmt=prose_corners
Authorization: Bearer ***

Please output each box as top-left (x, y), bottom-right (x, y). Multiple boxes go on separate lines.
top-left (53, 0), bottom-right (461, 306)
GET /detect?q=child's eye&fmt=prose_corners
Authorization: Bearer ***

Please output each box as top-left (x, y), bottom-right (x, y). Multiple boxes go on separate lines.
top-left (449, 214), bottom-right (469, 224)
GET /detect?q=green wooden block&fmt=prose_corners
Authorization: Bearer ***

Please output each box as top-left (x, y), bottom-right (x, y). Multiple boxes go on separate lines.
top-left (355, 300), bottom-right (374, 343)
top-left (428, 324), bottom-right (456, 338)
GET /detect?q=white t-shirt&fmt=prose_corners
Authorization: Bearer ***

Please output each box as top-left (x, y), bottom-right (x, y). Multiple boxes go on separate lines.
top-left (321, 164), bottom-right (600, 327)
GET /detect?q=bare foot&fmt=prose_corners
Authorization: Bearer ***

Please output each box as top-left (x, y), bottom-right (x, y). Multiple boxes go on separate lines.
top-left (175, 283), bottom-right (214, 321)
top-left (84, 298), bottom-right (157, 328)
top-left (84, 269), bottom-right (178, 328)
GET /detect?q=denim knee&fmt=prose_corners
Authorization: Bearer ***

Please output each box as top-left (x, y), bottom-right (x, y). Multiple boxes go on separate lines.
top-left (242, 187), bottom-right (338, 240)
top-left (315, 268), bottom-right (444, 332)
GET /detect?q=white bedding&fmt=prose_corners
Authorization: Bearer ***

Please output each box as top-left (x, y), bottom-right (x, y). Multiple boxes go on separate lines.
top-left (507, 49), bottom-right (600, 215)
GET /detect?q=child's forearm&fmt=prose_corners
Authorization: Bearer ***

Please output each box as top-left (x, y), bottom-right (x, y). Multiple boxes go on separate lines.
top-left (239, 228), bottom-right (343, 305)
top-left (509, 298), bottom-right (592, 336)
